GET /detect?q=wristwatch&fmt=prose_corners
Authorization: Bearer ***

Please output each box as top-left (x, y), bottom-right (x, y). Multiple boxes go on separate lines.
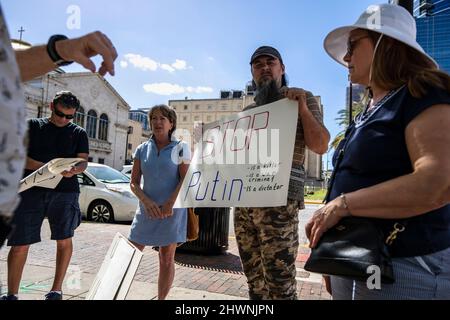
top-left (46, 34), bottom-right (73, 67)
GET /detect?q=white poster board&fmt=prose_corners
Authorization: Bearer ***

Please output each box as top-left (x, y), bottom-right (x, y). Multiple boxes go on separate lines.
top-left (86, 233), bottom-right (143, 300)
top-left (174, 98), bottom-right (298, 208)
top-left (18, 157), bottom-right (86, 193)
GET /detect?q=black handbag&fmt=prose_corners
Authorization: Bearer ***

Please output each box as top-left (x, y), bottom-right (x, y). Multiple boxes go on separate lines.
top-left (304, 217), bottom-right (395, 284)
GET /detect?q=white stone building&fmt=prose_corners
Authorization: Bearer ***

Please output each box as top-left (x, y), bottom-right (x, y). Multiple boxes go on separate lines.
top-left (23, 72), bottom-right (131, 170)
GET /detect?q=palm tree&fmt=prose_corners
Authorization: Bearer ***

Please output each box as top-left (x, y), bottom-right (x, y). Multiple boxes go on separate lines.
top-left (330, 100), bottom-right (365, 150)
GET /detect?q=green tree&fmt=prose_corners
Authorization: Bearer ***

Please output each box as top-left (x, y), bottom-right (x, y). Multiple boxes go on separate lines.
top-left (330, 100), bottom-right (365, 150)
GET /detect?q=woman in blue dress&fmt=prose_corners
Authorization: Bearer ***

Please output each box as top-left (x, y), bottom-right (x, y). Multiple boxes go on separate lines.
top-left (129, 104), bottom-right (190, 300)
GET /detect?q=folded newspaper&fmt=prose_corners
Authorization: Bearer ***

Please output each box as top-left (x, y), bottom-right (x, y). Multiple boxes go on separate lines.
top-left (18, 158), bottom-right (87, 193)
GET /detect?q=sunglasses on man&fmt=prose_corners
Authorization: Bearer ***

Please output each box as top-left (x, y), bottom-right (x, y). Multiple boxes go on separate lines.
top-left (53, 107), bottom-right (75, 120)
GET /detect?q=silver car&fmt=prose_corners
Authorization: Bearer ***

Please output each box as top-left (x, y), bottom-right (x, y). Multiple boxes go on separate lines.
top-left (121, 164), bottom-right (133, 177)
top-left (77, 163), bottom-right (138, 223)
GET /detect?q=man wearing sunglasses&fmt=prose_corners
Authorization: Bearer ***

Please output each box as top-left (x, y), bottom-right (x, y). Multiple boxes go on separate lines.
top-left (2, 91), bottom-right (89, 301)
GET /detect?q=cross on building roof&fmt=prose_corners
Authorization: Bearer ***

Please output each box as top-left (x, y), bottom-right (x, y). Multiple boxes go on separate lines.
top-left (18, 26), bottom-right (25, 41)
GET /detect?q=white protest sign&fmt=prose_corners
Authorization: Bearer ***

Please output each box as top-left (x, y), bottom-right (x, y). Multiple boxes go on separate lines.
top-left (18, 157), bottom-right (86, 193)
top-left (86, 233), bottom-right (143, 300)
top-left (174, 98), bottom-right (298, 208)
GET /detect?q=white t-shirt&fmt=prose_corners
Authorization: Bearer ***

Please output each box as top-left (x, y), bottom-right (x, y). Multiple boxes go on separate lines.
top-left (0, 6), bottom-right (27, 217)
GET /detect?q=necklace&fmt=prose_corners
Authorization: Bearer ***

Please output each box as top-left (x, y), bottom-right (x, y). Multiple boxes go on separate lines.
top-left (355, 85), bottom-right (405, 127)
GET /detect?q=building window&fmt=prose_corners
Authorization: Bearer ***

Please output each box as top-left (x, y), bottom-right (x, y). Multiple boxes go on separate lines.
top-left (86, 110), bottom-right (98, 139)
top-left (88, 157), bottom-right (93, 162)
top-left (184, 105), bottom-right (188, 110)
top-left (74, 106), bottom-right (85, 127)
top-left (98, 113), bottom-right (109, 141)
top-left (128, 143), bottom-right (132, 150)
top-left (195, 105), bottom-right (200, 110)
top-left (221, 105), bottom-right (227, 110)
top-left (182, 116), bottom-right (188, 122)
top-left (207, 115), bottom-right (212, 122)
top-left (194, 115), bottom-right (200, 121)
top-left (98, 158), bottom-right (105, 164)
top-left (207, 105), bottom-right (213, 110)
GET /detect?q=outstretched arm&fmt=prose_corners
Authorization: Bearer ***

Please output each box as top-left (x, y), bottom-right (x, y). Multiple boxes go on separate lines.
top-left (15, 31), bottom-right (117, 82)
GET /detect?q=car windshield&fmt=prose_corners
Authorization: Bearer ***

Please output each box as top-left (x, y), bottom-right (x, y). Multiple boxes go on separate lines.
top-left (87, 166), bottom-right (130, 184)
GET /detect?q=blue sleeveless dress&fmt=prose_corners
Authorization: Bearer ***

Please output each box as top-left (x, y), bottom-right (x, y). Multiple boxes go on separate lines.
top-left (129, 137), bottom-right (190, 246)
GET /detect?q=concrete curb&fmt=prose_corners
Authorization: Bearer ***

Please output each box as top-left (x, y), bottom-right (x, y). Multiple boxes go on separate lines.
top-left (304, 200), bottom-right (323, 205)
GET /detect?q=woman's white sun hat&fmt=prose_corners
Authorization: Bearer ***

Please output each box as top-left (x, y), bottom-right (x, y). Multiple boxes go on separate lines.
top-left (324, 3), bottom-right (438, 68)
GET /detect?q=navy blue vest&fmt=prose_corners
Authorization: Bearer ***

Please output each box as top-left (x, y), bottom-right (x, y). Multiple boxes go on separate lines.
top-left (329, 85), bottom-right (450, 257)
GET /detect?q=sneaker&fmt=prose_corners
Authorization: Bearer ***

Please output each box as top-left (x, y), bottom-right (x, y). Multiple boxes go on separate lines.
top-left (0, 294), bottom-right (18, 300)
top-left (44, 291), bottom-right (62, 300)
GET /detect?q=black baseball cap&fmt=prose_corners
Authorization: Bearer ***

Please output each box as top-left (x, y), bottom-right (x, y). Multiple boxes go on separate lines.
top-left (250, 46), bottom-right (283, 65)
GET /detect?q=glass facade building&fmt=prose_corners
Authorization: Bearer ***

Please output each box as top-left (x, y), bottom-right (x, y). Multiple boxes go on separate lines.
top-left (129, 109), bottom-right (150, 131)
top-left (414, 0), bottom-right (450, 73)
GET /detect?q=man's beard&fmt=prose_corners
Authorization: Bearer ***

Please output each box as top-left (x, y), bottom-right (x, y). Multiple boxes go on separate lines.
top-left (254, 79), bottom-right (283, 106)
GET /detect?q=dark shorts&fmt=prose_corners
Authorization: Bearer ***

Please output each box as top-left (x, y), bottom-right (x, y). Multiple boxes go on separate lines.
top-left (7, 189), bottom-right (81, 246)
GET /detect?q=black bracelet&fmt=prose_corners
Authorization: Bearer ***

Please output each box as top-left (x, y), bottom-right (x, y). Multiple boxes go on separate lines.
top-left (46, 34), bottom-right (73, 67)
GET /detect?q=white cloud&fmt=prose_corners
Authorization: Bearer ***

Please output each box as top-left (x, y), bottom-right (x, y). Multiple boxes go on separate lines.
top-left (207, 56), bottom-right (215, 61)
top-left (172, 59), bottom-right (187, 70)
top-left (143, 83), bottom-right (213, 96)
top-left (160, 64), bottom-right (175, 73)
top-left (122, 54), bottom-right (191, 73)
top-left (124, 53), bottom-right (158, 71)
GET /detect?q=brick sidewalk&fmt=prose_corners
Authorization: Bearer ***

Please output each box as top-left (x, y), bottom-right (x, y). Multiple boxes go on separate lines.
top-left (0, 220), bottom-right (330, 300)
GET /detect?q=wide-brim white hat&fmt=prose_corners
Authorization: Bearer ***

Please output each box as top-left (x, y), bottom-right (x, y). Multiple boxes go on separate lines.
top-left (324, 3), bottom-right (438, 68)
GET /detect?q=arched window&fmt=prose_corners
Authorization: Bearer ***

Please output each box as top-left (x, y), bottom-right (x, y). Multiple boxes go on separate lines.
top-left (74, 106), bottom-right (85, 128)
top-left (86, 110), bottom-right (97, 139)
top-left (98, 113), bottom-right (109, 141)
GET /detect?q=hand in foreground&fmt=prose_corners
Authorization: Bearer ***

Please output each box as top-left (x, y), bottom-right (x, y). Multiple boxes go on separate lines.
top-left (305, 197), bottom-right (350, 248)
top-left (56, 31), bottom-right (118, 76)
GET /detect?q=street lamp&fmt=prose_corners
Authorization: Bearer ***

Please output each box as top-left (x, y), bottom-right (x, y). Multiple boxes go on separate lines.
top-left (125, 126), bottom-right (133, 165)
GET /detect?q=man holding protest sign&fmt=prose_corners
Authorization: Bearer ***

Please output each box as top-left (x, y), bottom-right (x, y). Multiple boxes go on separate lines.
top-left (234, 46), bottom-right (330, 300)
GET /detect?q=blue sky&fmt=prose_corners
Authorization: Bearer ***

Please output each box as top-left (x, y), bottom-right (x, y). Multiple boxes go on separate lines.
top-left (3, 0), bottom-right (379, 168)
